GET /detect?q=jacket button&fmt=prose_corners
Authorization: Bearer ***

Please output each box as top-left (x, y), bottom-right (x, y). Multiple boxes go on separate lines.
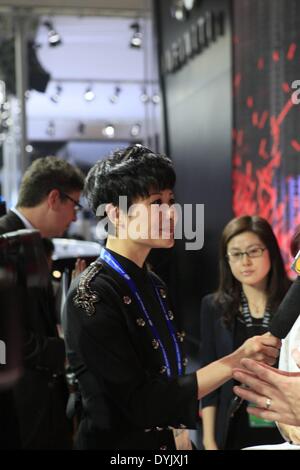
top-left (176, 331), bottom-right (186, 342)
top-left (159, 288), bottom-right (167, 299)
top-left (152, 339), bottom-right (160, 349)
top-left (160, 445), bottom-right (167, 450)
top-left (183, 357), bottom-right (188, 366)
top-left (168, 310), bottom-right (174, 320)
top-left (123, 296), bottom-right (132, 305)
top-left (136, 318), bottom-right (146, 327)
top-left (159, 366), bottom-right (167, 374)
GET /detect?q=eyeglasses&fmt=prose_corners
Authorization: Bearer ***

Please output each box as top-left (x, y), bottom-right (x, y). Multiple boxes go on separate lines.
top-left (60, 192), bottom-right (83, 211)
top-left (227, 247), bottom-right (266, 262)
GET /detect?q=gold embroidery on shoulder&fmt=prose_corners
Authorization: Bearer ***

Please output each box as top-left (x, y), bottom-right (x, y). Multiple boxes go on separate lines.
top-left (73, 260), bottom-right (103, 316)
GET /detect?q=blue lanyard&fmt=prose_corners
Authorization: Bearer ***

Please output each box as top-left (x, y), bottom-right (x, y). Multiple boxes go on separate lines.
top-left (100, 248), bottom-right (182, 377)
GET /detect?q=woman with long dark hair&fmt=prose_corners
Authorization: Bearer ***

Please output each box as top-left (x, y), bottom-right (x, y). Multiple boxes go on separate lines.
top-left (201, 215), bottom-right (290, 450)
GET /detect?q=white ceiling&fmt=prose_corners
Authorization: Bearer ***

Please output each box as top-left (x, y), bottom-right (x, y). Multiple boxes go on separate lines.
top-left (26, 14), bottom-right (160, 141)
top-left (0, 0), bottom-right (151, 17)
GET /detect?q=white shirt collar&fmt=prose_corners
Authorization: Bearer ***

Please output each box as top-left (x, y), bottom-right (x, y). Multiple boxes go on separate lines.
top-left (11, 207), bottom-right (35, 230)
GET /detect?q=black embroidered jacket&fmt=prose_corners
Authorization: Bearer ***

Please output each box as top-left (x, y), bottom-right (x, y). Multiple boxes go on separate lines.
top-left (63, 249), bottom-right (199, 450)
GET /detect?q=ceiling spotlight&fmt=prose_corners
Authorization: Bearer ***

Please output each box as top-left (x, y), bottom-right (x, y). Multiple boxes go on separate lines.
top-left (170, 1), bottom-right (187, 21)
top-left (130, 22), bottom-right (142, 48)
top-left (130, 123), bottom-right (141, 137)
top-left (43, 21), bottom-right (62, 47)
top-left (50, 84), bottom-right (62, 103)
top-left (152, 93), bottom-right (161, 104)
top-left (102, 124), bottom-right (115, 139)
top-left (84, 85), bottom-right (95, 102)
top-left (25, 144), bottom-right (33, 153)
top-left (140, 88), bottom-right (150, 103)
top-left (46, 120), bottom-right (55, 137)
top-left (109, 86), bottom-right (121, 104)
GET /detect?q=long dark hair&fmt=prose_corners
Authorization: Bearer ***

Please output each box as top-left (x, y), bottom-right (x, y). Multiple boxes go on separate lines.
top-left (214, 215), bottom-right (290, 328)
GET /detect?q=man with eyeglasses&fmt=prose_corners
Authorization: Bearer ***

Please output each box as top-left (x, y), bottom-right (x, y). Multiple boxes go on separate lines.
top-left (0, 158), bottom-right (84, 238)
top-left (0, 156), bottom-right (84, 449)
top-left (60, 191), bottom-right (84, 213)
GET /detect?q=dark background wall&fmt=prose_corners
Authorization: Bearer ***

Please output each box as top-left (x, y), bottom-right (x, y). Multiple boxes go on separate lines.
top-left (155, 0), bottom-right (233, 356)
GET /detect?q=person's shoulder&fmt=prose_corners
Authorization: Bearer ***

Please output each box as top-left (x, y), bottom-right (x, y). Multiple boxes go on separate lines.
top-left (0, 210), bottom-right (24, 234)
top-left (67, 260), bottom-right (120, 317)
top-left (200, 293), bottom-right (224, 317)
top-left (201, 293), bottom-right (218, 308)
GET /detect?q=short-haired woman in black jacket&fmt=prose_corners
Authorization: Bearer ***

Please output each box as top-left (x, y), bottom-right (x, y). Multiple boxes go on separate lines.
top-left (64, 148), bottom-right (281, 450)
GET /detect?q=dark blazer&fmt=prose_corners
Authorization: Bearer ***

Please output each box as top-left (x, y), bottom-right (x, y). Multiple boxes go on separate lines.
top-left (200, 294), bottom-right (235, 448)
top-left (63, 250), bottom-right (199, 450)
top-left (0, 210), bottom-right (25, 233)
top-left (0, 211), bottom-right (70, 449)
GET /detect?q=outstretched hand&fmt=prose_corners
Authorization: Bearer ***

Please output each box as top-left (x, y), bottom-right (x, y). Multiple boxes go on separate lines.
top-left (233, 358), bottom-right (300, 426)
top-left (239, 332), bottom-right (281, 366)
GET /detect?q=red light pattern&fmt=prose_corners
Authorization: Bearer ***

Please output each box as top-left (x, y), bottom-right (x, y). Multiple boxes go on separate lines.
top-left (282, 82), bottom-right (291, 93)
top-left (234, 73), bottom-right (242, 90)
top-left (247, 96), bottom-right (254, 108)
top-left (287, 43), bottom-right (297, 61)
top-left (233, 1), bottom-right (300, 275)
top-left (291, 140), bottom-right (300, 152)
top-left (258, 138), bottom-right (268, 160)
top-left (257, 58), bottom-right (264, 70)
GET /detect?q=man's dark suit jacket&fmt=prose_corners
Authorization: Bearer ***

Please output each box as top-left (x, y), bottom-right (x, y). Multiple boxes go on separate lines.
top-left (0, 209), bottom-right (25, 233)
top-left (0, 210), bottom-right (70, 449)
top-left (200, 294), bottom-right (234, 448)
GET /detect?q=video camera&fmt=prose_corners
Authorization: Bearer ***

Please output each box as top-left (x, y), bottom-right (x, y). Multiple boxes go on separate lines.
top-left (0, 229), bottom-right (49, 390)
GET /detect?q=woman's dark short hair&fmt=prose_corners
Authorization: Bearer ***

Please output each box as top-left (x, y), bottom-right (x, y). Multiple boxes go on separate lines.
top-left (215, 215), bottom-right (290, 327)
top-left (84, 145), bottom-right (176, 217)
top-left (17, 156), bottom-right (84, 207)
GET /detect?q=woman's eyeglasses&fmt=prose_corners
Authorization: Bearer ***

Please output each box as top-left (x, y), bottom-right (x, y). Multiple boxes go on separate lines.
top-left (227, 247), bottom-right (266, 263)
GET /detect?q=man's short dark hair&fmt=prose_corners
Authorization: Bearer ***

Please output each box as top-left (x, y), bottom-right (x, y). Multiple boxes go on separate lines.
top-left (17, 156), bottom-right (85, 207)
top-left (84, 145), bottom-right (176, 216)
